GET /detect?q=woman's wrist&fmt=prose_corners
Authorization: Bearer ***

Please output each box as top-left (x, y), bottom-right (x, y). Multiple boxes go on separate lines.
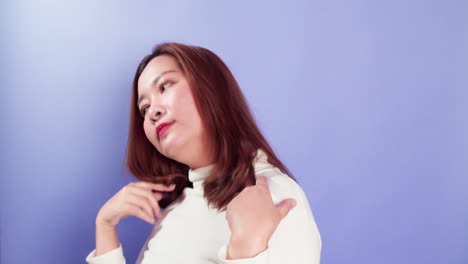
top-left (227, 235), bottom-right (268, 259)
top-left (95, 221), bottom-right (120, 256)
top-left (96, 218), bottom-right (116, 228)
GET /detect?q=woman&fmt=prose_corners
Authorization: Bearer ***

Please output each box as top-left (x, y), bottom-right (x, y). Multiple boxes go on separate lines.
top-left (85, 42), bottom-right (321, 263)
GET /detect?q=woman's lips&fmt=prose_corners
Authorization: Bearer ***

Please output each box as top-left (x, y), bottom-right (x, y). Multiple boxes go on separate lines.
top-left (157, 122), bottom-right (174, 139)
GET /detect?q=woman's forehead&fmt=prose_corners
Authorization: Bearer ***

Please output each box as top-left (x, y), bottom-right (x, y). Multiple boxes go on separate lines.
top-left (143, 56), bottom-right (177, 77)
top-left (139, 57), bottom-right (180, 89)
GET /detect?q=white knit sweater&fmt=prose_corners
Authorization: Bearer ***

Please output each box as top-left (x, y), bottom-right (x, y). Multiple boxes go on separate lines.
top-left (86, 149), bottom-right (321, 263)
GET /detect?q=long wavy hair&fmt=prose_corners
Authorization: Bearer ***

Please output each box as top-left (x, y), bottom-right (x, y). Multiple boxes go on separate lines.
top-left (125, 42), bottom-right (296, 211)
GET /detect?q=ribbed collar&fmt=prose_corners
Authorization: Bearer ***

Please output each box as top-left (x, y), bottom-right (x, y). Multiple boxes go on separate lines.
top-left (188, 148), bottom-right (275, 190)
top-left (188, 163), bottom-right (216, 190)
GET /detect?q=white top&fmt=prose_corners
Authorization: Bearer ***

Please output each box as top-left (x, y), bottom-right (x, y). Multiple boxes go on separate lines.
top-left (86, 149), bottom-right (322, 263)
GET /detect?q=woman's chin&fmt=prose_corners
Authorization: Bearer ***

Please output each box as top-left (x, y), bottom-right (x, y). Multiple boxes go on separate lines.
top-left (159, 135), bottom-right (183, 158)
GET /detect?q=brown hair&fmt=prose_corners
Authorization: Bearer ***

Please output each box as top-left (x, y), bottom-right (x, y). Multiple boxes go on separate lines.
top-left (125, 42), bottom-right (297, 211)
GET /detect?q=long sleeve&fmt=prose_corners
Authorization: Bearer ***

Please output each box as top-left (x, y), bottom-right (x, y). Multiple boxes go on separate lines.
top-left (216, 169), bottom-right (322, 263)
top-left (85, 244), bottom-right (126, 264)
top-left (217, 245), bottom-right (270, 263)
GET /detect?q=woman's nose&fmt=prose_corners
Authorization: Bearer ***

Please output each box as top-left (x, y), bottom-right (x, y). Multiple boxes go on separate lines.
top-left (147, 105), bottom-right (165, 122)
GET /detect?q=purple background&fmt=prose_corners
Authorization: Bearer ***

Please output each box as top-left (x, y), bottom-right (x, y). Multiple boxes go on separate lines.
top-left (1, 0), bottom-right (467, 263)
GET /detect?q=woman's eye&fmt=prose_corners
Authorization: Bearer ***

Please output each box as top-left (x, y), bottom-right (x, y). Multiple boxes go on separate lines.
top-left (140, 81), bottom-right (172, 117)
top-left (160, 81), bottom-right (172, 91)
top-left (141, 106), bottom-right (148, 117)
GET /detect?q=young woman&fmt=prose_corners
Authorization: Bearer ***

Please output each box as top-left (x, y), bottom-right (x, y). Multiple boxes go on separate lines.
top-left (85, 42), bottom-right (321, 264)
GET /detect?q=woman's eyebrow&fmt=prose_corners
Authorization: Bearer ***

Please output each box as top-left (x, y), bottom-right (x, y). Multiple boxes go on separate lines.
top-left (137, 70), bottom-right (177, 106)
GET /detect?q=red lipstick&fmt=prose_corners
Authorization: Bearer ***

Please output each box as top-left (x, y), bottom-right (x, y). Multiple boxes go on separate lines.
top-left (156, 122), bottom-right (174, 139)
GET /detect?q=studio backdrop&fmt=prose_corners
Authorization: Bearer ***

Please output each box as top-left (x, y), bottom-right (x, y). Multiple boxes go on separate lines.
top-left (1, 0), bottom-right (467, 263)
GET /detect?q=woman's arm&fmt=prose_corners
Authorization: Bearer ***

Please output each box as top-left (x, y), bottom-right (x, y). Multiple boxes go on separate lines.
top-left (95, 220), bottom-right (120, 256)
top-left (227, 236), bottom-right (268, 259)
top-left (86, 182), bottom-right (175, 264)
top-left (85, 220), bottom-right (126, 264)
top-left (217, 171), bottom-right (322, 263)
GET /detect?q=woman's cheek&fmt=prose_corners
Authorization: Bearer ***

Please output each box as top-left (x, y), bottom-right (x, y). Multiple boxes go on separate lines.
top-left (144, 122), bottom-right (155, 144)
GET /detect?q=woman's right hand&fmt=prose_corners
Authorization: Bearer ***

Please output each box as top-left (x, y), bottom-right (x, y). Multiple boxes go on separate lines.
top-left (95, 181), bottom-right (176, 227)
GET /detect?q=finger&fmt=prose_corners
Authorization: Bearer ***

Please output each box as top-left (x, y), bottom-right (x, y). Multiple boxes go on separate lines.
top-left (128, 187), bottom-right (163, 219)
top-left (125, 194), bottom-right (156, 220)
top-left (256, 175), bottom-right (269, 190)
top-left (276, 198), bottom-right (297, 219)
top-left (133, 181), bottom-right (176, 191)
top-left (255, 175), bottom-right (266, 185)
top-left (153, 192), bottom-right (164, 201)
top-left (125, 203), bottom-right (155, 224)
top-left (132, 181), bottom-right (176, 192)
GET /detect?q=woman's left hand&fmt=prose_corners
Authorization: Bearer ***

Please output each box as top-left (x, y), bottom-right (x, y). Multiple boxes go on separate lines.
top-left (225, 175), bottom-right (297, 254)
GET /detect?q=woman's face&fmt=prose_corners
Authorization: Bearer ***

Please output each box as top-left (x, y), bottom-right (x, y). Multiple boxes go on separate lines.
top-left (137, 55), bottom-right (213, 169)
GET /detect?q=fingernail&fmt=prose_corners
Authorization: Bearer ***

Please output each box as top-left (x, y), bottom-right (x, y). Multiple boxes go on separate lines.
top-left (291, 200), bottom-right (297, 208)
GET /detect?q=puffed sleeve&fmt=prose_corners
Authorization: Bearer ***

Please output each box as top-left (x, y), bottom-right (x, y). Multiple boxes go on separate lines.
top-left (85, 244), bottom-right (126, 264)
top-left (216, 169), bottom-right (322, 264)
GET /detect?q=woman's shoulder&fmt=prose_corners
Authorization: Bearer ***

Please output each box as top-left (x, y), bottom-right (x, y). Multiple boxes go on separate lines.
top-left (252, 148), bottom-right (306, 201)
top-left (255, 168), bottom-right (322, 263)
top-left (255, 167), bottom-right (307, 204)
top-left (255, 167), bottom-right (321, 244)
